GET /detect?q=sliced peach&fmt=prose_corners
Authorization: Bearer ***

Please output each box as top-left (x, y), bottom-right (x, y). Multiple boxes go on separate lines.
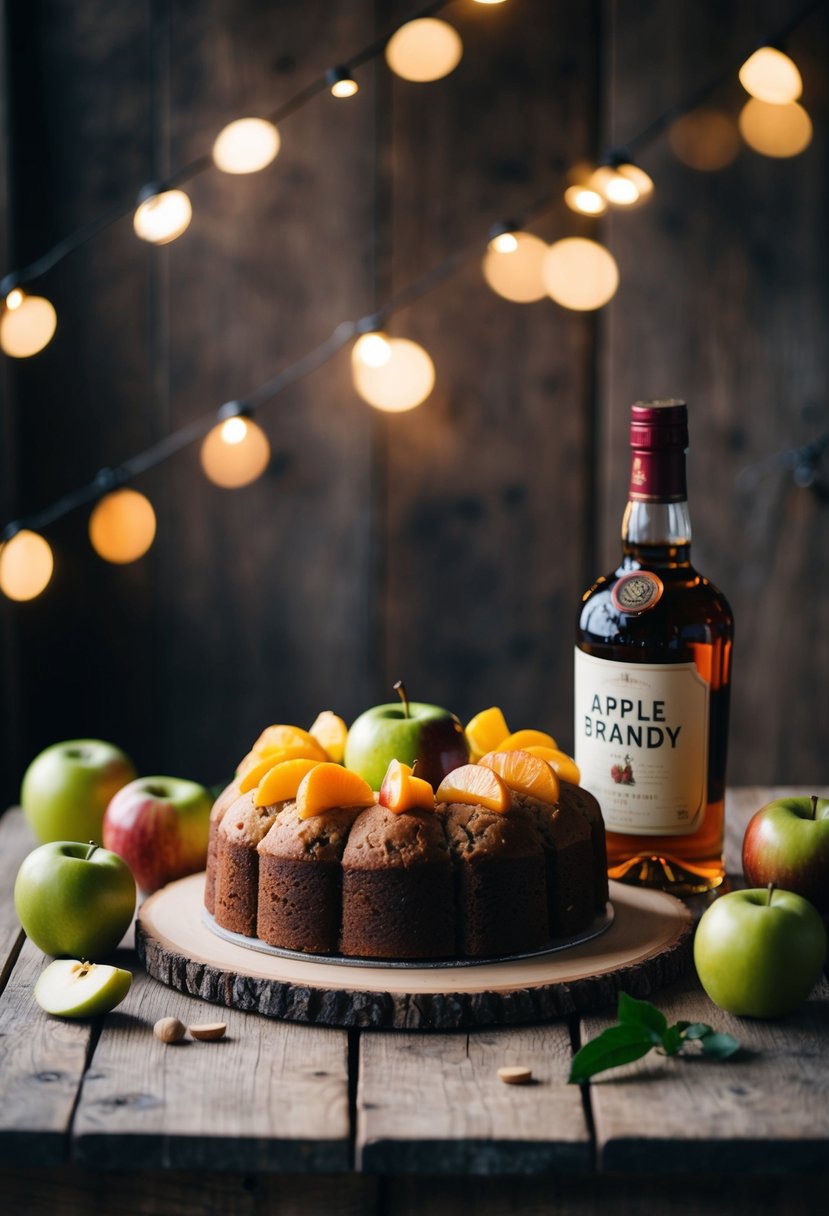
top-left (435, 764), bottom-right (511, 814)
top-left (379, 759), bottom-right (435, 814)
top-left (478, 749), bottom-right (560, 805)
top-left (252, 724), bottom-right (327, 760)
top-left (309, 710), bottom-right (348, 763)
top-left (500, 728), bottom-right (559, 752)
top-left (464, 706), bottom-right (510, 762)
top-left (255, 758), bottom-right (322, 807)
top-left (524, 745), bottom-right (581, 786)
top-left (238, 746), bottom-right (327, 794)
top-left (296, 763), bottom-right (375, 820)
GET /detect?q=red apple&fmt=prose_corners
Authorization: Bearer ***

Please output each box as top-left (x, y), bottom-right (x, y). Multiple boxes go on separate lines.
top-left (103, 776), bottom-right (212, 894)
top-left (742, 794), bottom-right (829, 914)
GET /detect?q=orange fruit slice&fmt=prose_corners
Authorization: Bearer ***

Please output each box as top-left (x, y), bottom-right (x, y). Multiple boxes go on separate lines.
top-left (378, 759), bottom-right (435, 814)
top-left (478, 749), bottom-right (560, 805)
top-left (252, 724), bottom-right (327, 760)
top-left (435, 764), bottom-right (511, 814)
top-left (309, 710), bottom-right (348, 763)
top-left (255, 758), bottom-right (322, 807)
top-left (296, 763), bottom-right (375, 820)
top-left (464, 706), bottom-right (510, 762)
top-left (500, 728), bottom-right (559, 752)
top-left (238, 746), bottom-right (329, 794)
top-left (524, 745), bottom-right (581, 786)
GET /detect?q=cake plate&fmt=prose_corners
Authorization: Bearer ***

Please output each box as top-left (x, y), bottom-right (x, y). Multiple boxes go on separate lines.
top-left (136, 875), bottom-right (693, 1029)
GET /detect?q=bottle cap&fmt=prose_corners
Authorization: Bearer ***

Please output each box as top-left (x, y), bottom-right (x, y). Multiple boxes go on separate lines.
top-left (630, 399), bottom-right (688, 451)
top-left (629, 400), bottom-right (688, 502)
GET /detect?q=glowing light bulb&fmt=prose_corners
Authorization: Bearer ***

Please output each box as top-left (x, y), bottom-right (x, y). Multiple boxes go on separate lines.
top-left (739, 47), bottom-right (802, 105)
top-left (563, 185), bottom-right (607, 216)
top-left (0, 291), bottom-right (57, 358)
top-left (133, 189), bottom-right (192, 244)
top-left (488, 231), bottom-right (519, 254)
top-left (89, 489), bottom-right (156, 564)
top-left (326, 67), bottom-right (359, 98)
top-left (385, 18), bottom-right (463, 83)
top-left (482, 231), bottom-right (548, 303)
top-left (738, 98), bottom-right (812, 158)
top-left (668, 108), bottom-right (740, 171)
top-left (0, 530), bottom-right (54, 601)
top-left (352, 337), bottom-right (435, 412)
top-left (201, 416), bottom-right (270, 487)
top-left (212, 118), bottom-right (280, 174)
top-left (353, 332), bottom-right (393, 368)
top-left (542, 238), bottom-right (619, 311)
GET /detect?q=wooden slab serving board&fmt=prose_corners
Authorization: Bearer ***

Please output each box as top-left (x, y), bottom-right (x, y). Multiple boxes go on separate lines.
top-left (136, 875), bottom-right (693, 1029)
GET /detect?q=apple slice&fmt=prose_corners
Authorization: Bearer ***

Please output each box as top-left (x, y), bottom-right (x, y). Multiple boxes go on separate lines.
top-left (464, 706), bottom-right (510, 762)
top-left (500, 729), bottom-right (559, 752)
top-left (435, 764), bottom-right (511, 814)
top-left (478, 749), bottom-right (560, 805)
top-left (238, 747), bottom-right (328, 794)
top-left (296, 763), bottom-right (375, 820)
top-left (309, 711), bottom-right (348, 764)
top-left (254, 758), bottom-right (322, 807)
top-left (251, 724), bottom-right (328, 760)
top-left (524, 745), bottom-right (581, 786)
top-left (34, 959), bottom-right (132, 1018)
top-left (379, 759), bottom-right (435, 814)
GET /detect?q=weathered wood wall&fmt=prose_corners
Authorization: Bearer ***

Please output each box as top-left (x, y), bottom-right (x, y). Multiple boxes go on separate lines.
top-left (1, 0), bottom-right (827, 805)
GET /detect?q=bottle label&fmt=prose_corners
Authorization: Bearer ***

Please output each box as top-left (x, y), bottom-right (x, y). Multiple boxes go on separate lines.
top-left (574, 649), bottom-right (709, 837)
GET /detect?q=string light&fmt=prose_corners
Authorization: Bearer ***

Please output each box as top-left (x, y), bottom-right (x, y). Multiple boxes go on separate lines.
top-left (591, 162), bottom-right (653, 208)
top-left (385, 18), bottom-right (463, 82)
top-left (326, 67), bottom-right (359, 99)
top-left (200, 408), bottom-right (271, 487)
top-left (564, 185), bottom-right (607, 216)
top-left (133, 188), bottom-right (192, 244)
top-left (739, 98), bottom-right (812, 158)
top-left (352, 337), bottom-right (435, 411)
top-left (88, 489), bottom-right (156, 564)
top-left (668, 109), bottom-right (741, 171)
top-left (353, 332), bottom-right (393, 368)
top-left (0, 530), bottom-right (54, 601)
top-left (0, 290), bottom-right (57, 358)
top-left (482, 229), bottom-right (548, 303)
top-left (543, 239), bottom-right (619, 311)
top-left (739, 47), bottom-right (802, 105)
top-left (212, 118), bottom-right (281, 174)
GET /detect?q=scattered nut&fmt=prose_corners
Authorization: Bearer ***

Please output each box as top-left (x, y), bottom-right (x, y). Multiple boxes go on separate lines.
top-left (497, 1066), bottom-right (533, 1085)
top-left (189, 1022), bottom-right (227, 1041)
top-left (154, 1016), bottom-right (186, 1044)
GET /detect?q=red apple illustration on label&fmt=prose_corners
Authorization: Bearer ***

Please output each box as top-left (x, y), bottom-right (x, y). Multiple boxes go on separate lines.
top-left (611, 755), bottom-right (635, 785)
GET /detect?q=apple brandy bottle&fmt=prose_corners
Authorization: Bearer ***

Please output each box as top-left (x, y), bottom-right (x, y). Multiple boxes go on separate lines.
top-left (575, 400), bottom-right (733, 894)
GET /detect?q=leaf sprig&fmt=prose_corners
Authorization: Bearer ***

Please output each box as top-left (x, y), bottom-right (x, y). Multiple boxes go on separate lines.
top-left (569, 993), bottom-right (740, 1083)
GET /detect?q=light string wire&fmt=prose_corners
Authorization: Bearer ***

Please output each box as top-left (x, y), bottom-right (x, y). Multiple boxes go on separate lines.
top-left (1, 0), bottom-right (827, 546)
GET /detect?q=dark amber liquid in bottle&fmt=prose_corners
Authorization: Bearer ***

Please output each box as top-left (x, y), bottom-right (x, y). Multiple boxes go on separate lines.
top-left (577, 539), bottom-right (733, 893)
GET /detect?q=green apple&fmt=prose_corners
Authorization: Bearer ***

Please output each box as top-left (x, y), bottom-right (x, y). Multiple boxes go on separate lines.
top-left (344, 683), bottom-right (469, 791)
top-left (21, 739), bottom-right (137, 844)
top-left (102, 776), bottom-right (213, 893)
top-left (694, 885), bottom-right (827, 1018)
top-left (14, 841), bottom-right (136, 958)
top-left (34, 958), bottom-right (132, 1018)
top-left (742, 794), bottom-right (829, 913)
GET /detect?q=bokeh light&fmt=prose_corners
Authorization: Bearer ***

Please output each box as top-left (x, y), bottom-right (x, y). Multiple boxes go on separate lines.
top-left (543, 238), bottom-right (619, 311)
top-left (200, 416), bottom-right (271, 487)
top-left (739, 98), bottom-right (812, 158)
top-left (385, 19), bottom-right (463, 83)
top-left (352, 337), bottom-right (435, 412)
top-left (133, 190), bottom-right (192, 244)
top-left (213, 118), bottom-right (280, 174)
top-left (482, 232), bottom-right (548, 303)
top-left (668, 108), bottom-right (741, 171)
top-left (0, 530), bottom-right (54, 601)
top-left (88, 489), bottom-right (157, 564)
top-left (739, 47), bottom-right (802, 105)
top-left (0, 291), bottom-right (57, 358)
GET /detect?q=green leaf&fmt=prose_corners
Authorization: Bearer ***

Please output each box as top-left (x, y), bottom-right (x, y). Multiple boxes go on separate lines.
top-left (681, 1022), bottom-right (713, 1041)
top-left (699, 1032), bottom-right (741, 1060)
top-left (660, 1024), bottom-right (684, 1056)
top-left (617, 992), bottom-right (667, 1044)
top-left (569, 1024), bottom-right (654, 1083)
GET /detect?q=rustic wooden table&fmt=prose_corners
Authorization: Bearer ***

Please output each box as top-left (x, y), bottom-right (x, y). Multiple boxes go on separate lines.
top-left (1, 788), bottom-right (827, 1216)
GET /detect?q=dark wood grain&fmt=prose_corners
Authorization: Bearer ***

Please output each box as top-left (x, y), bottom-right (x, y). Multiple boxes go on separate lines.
top-left (0, 807), bottom-right (33, 993)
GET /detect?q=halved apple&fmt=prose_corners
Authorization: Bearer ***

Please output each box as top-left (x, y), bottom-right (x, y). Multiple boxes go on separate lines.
top-left (524, 745), bottom-right (581, 786)
top-left (435, 764), bottom-right (511, 814)
top-left (478, 749), bottom-right (560, 805)
top-left (34, 959), bottom-right (132, 1018)
top-left (309, 711), bottom-right (348, 764)
top-left (500, 728), bottom-right (559, 752)
top-left (255, 758), bottom-right (322, 807)
top-left (379, 759), bottom-right (435, 814)
top-left (296, 763), bottom-right (375, 820)
top-left (464, 706), bottom-right (510, 762)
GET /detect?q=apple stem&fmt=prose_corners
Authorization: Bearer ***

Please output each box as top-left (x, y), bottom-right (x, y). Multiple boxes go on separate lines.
top-left (810, 795), bottom-right (818, 820)
top-left (86, 841), bottom-right (99, 860)
top-left (767, 882), bottom-right (776, 907)
top-left (393, 680), bottom-right (410, 719)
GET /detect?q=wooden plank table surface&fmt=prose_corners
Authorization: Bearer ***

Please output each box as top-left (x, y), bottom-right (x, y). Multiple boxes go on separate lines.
top-left (1, 787), bottom-right (827, 1216)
